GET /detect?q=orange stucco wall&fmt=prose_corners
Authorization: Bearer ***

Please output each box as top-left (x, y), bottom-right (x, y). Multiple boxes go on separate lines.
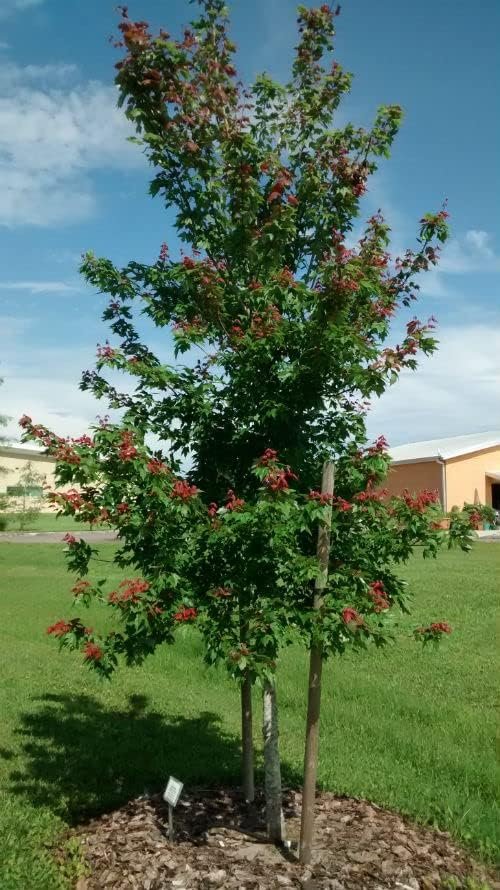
top-left (445, 446), bottom-right (500, 510)
top-left (384, 461), bottom-right (443, 504)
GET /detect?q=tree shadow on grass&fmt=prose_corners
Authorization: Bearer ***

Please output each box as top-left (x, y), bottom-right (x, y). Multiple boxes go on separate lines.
top-left (5, 693), bottom-right (241, 823)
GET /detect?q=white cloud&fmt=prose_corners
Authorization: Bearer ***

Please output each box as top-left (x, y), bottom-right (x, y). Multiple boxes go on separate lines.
top-left (0, 168), bottom-right (96, 227)
top-left (1, 376), bottom-right (101, 442)
top-left (417, 229), bottom-right (500, 299)
top-left (434, 229), bottom-right (500, 276)
top-left (0, 280), bottom-right (81, 294)
top-left (0, 61), bottom-right (78, 88)
top-left (0, 61), bottom-right (140, 227)
top-left (463, 229), bottom-right (496, 259)
top-left (0, 346), bottom-right (105, 441)
top-left (416, 267), bottom-right (451, 299)
top-left (0, 332), bottom-right (179, 443)
top-left (367, 322), bottom-right (500, 445)
top-left (0, 0), bottom-right (44, 19)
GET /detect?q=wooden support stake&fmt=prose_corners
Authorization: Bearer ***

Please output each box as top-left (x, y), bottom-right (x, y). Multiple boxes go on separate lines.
top-left (299, 460), bottom-right (334, 864)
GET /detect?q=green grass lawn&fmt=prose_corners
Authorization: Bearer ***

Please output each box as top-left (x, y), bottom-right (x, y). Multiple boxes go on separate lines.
top-left (0, 513), bottom-right (97, 533)
top-left (0, 543), bottom-right (498, 888)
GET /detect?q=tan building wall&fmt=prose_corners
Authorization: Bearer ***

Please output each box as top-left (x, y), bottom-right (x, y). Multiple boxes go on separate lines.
top-left (384, 445), bottom-right (500, 511)
top-left (0, 446), bottom-right (58, 512)
top-left (445, 445), bottom-right (500, 510)
top-left (384, 460), bottom-right (444, 504)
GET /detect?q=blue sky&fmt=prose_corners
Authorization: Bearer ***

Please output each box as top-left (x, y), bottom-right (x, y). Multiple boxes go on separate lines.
top-left (0, 0), bottom-right (498, 446)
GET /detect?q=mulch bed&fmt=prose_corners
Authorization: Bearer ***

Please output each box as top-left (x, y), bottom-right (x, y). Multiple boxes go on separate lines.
top-left (70, 788), bottom-right (499, 890)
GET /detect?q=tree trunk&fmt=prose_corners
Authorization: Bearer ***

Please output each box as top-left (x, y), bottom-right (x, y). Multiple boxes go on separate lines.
top-left (299, 460), bottom-right (334, 865)
top-left (241, 670), bottom-right (255, 803)
top-left (262, 677), bottom-right (286, 843)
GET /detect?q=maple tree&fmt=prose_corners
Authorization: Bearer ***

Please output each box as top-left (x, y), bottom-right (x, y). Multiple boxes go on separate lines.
top-left (21, 0), bottom-right (473, 855)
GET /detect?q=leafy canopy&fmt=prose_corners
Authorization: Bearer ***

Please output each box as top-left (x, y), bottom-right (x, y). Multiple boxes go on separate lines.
top-left (21, 1), bottom-right (471, 678)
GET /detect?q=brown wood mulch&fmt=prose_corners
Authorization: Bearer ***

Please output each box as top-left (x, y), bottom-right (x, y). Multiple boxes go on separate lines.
top-left (69, 788), bottom-right (499, 890)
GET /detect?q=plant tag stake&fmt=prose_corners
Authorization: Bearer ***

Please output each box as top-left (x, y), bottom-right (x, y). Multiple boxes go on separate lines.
top-left (163, 776), bottom-right (183, 841)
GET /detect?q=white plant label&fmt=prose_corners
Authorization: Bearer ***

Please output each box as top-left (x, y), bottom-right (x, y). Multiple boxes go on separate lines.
top-left (163, 776), bottom-right (183, 808)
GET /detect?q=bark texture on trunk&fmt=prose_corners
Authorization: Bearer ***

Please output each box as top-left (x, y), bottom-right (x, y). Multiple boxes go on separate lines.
top-left (262, 678), bottom-right (285, 843)
top-left (299, 460), bottom-right (334, 865)
top-left (241, 670), bottom-right (255, 803)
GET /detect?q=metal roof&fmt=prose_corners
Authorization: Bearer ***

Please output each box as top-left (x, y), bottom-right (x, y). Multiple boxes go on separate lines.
top-left (389, 431), bottom-right (500, 465)
top-left (0, 444), bottom-right (55, 461)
